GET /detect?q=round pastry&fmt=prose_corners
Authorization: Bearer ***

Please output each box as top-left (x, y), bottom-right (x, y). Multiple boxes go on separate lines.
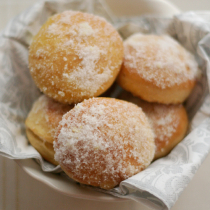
top-left (117, 33), bottom-right (198, 104)
top-left (54, 97), bottom-right (155, 189)
top-left (25, 95), bottom-right (73, 165)
top-left (118, 91), bottom-right (189, 160)
top-left (29, 11), bottom-right (124, 104)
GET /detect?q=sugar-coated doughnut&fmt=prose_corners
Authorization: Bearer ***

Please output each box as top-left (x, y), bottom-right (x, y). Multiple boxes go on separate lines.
top-left (25, 95), bottom-right (73, 143)
top-left (117, 33), bottom-right (198, 104)
top-left (25, 95), bottom-right (72, 165)
top-left (54, 97), bottom-right (155, 189)
top-left (118, 91), bottom-right (188, 159)
top-left (26, 128), bottom-right (59, 165)
top-left (29, 11), bottom-right (123, 104)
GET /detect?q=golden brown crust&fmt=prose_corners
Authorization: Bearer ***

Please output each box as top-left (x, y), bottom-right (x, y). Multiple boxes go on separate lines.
top-left (29, 11), bottom-right (123, 104)
top-left (25, 95), bottom-right (73, 144)
top-left (26, 128), bottom-right (59, 165)
top-left (54, 97), bottom-right (155, 189)
top-left (118, 91), bottom-right (189, 159)
top-left (117, 66), bottom-right (196, 104)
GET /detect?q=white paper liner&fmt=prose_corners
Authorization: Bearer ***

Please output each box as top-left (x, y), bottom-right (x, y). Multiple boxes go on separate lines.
top-left (0, 0), bottom-right (210, 209)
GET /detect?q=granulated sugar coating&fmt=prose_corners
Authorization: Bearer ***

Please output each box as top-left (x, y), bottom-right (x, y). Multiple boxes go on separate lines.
top-left (123, 33), bottom-right (198, 89)
top-left (117, 33), bottom-right (198, 104)
top-left (118, 91), bottom-right (188, 160)
top-left (54, 98), bottom-right (155, 189)
top-left (29, 11), bottom-right (123, 104)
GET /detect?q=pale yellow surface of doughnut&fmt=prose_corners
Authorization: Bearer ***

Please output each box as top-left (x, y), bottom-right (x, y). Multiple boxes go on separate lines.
top-left (54, 97), bottom-right (155, 189)
top-left (118, 91), bottom-right (188, 159)
top-left (25, 95), bottom-right (73, 144)
top-left (29, 11), bottom-right (123, 104)
top-left (26, 128), bottom-right (58, 165)
top-left (117, 33), bottom-right (198, 104)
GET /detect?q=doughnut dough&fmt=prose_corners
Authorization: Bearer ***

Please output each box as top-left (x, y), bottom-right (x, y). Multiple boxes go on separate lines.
top-left (118, 91), bottom-right (188, 159)
top-left (54, 97), bottom-right (155, 189)
top-left (26, 128), bottom-right (58, 165)
top-left (29, 11), bottom-right (124, 104)
top-left (25, 95), bottom-right (73, 165)
top-left (117, 33), bottom-right (198, 104)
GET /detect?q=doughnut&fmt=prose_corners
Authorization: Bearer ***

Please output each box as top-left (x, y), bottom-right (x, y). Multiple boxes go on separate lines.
top-left (54, 97), bottom-right (155, 189)
top-left (117, 33), bottom-right (198, 104)
top-left (25, 95), bottom-right (73, 164)
top-left (29, 11), bottom-right (124, 104)
top-left (118, 91), bottom-right (189, 159)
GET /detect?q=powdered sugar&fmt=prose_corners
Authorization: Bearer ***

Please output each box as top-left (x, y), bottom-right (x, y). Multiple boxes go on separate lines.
top-left (124, 33), bottom-right (198, 89)
top-left (61, 44), bottom-right (111, 93)
top-left (76, 22), bottom-right (95, 36)
top-left (54, 98), bottom-right (155, 189)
